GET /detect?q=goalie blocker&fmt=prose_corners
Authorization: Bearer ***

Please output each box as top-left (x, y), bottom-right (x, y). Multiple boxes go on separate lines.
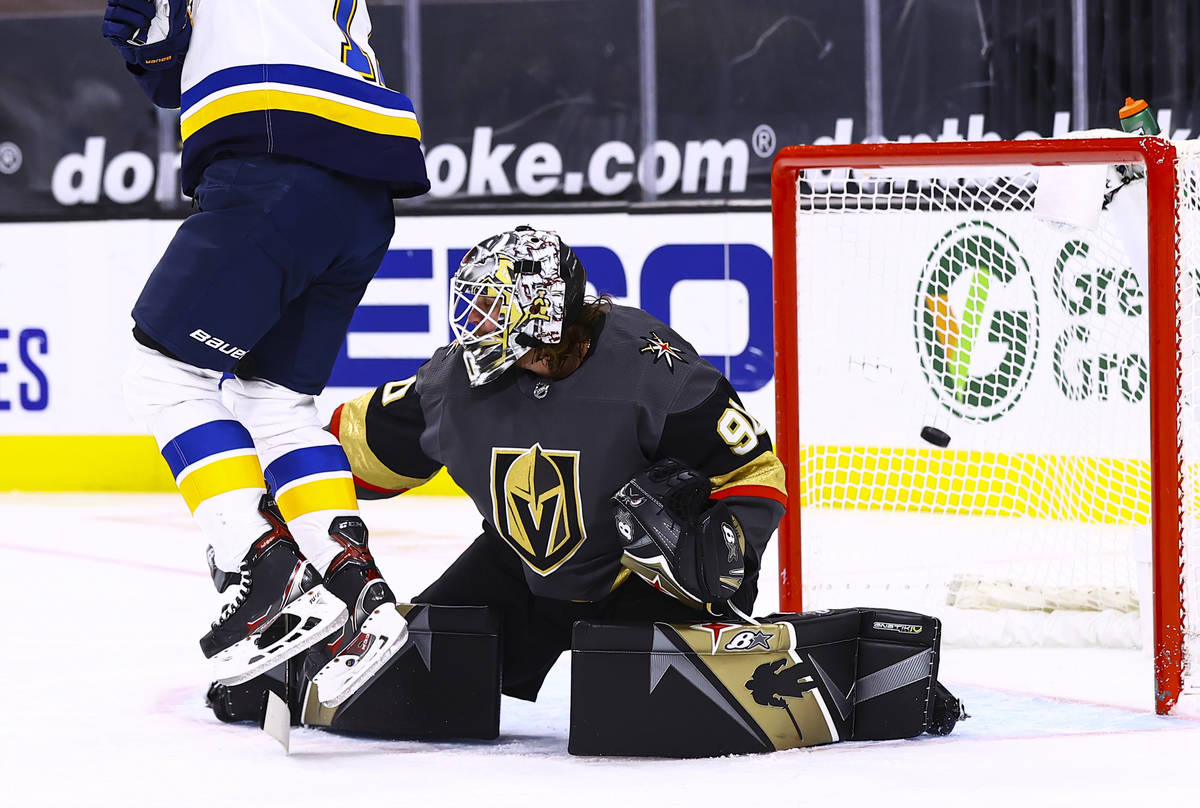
top-left (206, 604), bottom-right (501, 740)
top-left (569, 607), bottom-right (965, 757)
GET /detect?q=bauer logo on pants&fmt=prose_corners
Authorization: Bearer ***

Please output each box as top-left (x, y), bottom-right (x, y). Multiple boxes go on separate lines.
top-left (914, 220), bottom-right (1040, 422)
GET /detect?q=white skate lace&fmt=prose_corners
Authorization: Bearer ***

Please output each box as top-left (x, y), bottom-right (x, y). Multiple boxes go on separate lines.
top-left (213, 563), bottom-right (252, 628)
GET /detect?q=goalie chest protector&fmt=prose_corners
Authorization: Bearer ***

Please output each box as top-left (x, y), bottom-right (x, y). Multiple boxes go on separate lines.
top-left (569, 608), bottom-right (944, 757)
top-left (208, 604), bottom-right (501, 740)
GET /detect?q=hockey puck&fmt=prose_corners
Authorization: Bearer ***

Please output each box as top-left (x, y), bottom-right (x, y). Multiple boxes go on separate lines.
top-left (920, 426), bottom-right (951, 447)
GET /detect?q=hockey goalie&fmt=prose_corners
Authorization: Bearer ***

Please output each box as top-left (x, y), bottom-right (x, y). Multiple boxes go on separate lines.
top-left (209, 225), bottom-right (965, 755)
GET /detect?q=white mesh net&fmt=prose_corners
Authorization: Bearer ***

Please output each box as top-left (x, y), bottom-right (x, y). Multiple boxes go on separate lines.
top-left (783, 141), bottom-right (1198, 702)
top-left (1176, 140), bottom-right (1200, 699)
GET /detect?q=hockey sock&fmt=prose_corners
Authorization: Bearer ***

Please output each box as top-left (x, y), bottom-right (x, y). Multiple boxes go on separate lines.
top-left (224, 377), bottom-right (361, 574)
top-left (123, 345), bottom-right (271, 569)
top-left (169, 421), bottom-right (270, 571)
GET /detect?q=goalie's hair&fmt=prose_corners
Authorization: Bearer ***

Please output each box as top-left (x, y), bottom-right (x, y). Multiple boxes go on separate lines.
top-left (524, 296), bottom-right (613, 379)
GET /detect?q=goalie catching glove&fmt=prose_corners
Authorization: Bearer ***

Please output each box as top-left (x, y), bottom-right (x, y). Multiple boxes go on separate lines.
top-left (612, 458), bottom-right (746, 616)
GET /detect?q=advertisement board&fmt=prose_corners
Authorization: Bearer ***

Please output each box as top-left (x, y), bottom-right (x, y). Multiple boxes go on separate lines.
top-left (796, 211), bottom-right (1149, 459)
top-left (3, 3), bottom-right (1195, 221)
top-left (0, 211), bottom-right (775, 490)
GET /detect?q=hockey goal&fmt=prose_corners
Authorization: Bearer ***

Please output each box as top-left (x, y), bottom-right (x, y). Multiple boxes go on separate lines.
top-left (771, 137), bottom-right (1200, 714)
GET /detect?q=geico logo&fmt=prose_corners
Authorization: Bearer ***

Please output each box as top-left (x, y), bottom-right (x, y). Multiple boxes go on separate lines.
top-left (51, 137), bottom-right (183, 206)
top-left (327, 242), bottom-right (775, 394)
top-left (423, 126), bottom-right (754, 198)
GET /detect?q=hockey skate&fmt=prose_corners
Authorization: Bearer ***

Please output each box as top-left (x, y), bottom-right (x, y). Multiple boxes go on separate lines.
top-left (200, 496), bottom-right (349, 686)
top-left (308, 516), bottom-right (409, 708)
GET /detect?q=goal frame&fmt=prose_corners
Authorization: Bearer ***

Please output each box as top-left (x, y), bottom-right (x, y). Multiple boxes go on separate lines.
top-left (770, 137), bottom-right (1184, 714)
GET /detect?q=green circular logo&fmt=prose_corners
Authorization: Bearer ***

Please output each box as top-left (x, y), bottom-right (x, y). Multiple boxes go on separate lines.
top-left (914, 221), bottom-right (1040, 422)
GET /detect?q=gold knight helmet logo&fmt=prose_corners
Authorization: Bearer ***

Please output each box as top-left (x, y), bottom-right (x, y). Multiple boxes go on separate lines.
top-left (491, 444), bottom-right (587, 575)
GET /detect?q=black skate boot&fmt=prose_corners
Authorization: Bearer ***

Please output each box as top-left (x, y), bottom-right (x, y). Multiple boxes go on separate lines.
top-left (307, 515), bottom-right (410, 707)
top-left (200, 495), bottom-right (349, 686)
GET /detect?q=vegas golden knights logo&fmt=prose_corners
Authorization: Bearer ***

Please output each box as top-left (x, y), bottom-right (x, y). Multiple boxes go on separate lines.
top-left (491, 444), bottom-right (587, 575)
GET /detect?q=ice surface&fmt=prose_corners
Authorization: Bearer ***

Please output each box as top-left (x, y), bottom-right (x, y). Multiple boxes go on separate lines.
top-left (1, 493), bottom-right (1197, 807)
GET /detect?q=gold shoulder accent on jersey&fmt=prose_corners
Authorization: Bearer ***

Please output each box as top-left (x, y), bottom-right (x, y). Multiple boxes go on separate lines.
top-left (709, 451), bottom-right (787, 498)
top-left (337, 391), bottom-right (437, 492)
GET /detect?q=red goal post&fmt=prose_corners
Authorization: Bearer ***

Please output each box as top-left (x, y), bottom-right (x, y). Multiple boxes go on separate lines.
top-left (770, 138), bottom-right (1191, 714)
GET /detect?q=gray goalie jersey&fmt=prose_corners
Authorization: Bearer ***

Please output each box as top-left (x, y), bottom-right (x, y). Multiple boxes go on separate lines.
top-left (331, 305), bottom-right (786, 603)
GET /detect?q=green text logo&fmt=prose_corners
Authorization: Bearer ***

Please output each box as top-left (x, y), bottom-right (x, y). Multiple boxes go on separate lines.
top-left (914, 221), bottom-right (1039, 422)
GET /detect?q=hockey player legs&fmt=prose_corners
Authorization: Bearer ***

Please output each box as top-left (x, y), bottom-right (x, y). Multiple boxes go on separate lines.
top-left (122, 155), bottom-right (407, 694)
top-left (104, 0), bottom-right (430, 717)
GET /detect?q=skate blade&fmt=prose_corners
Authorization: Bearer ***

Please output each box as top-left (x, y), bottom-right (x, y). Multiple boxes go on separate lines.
top-left (213, 587), bottom-right (349, 686)
top-left (311, 606), bottom-right (410, 708)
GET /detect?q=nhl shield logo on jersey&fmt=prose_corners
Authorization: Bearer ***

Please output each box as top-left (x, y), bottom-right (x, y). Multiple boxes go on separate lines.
top-left (490, 444), bottom-right (587, 575)
top-left (639, 331), bottom-right (688, 371)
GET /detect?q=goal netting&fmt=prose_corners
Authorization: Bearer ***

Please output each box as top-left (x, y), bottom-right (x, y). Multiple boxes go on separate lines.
top-left (771, 137), bottom-right (1200, 714)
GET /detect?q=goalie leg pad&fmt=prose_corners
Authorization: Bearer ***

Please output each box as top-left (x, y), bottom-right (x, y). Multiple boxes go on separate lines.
top-left (568, 608), bottom-right (963, 757)
top-left (206, 604), bottom-right (502, 740)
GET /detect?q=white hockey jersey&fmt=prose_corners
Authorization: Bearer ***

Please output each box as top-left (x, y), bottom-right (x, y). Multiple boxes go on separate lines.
top-left (162, 0), bottom-right (428, 196)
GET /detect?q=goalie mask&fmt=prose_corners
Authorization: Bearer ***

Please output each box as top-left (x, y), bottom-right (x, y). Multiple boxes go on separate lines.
top-left (449, 226), bottom-right (586, 386)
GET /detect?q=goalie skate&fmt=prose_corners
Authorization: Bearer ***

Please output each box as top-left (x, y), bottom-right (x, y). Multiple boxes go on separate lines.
top-left (200, 497), bottom-right (349, 686)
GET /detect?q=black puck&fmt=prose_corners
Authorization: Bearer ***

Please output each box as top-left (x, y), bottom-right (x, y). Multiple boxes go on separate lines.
top-left (920, 426), bottom-right (951, 447)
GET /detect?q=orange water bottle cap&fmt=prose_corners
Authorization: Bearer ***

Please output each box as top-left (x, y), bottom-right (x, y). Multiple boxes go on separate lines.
top-left (1119, 97), bottom-right (1149, 119)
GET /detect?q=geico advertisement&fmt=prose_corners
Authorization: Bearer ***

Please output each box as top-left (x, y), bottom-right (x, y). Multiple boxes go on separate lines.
top-left (794, 206), bottom-right (1151, 458)
top-left (0, 212), bottom-right (776, 435)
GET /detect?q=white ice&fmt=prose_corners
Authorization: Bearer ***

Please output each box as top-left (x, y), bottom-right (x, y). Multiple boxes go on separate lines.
top-left (1, 493), bottom-right (1198, 807)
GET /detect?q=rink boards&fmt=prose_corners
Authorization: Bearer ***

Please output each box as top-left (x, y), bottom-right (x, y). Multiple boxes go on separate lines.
top-left (0, 212), bottom-right (774, 492)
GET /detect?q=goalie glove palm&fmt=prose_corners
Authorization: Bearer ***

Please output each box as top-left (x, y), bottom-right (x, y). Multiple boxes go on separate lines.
top-left (612, 458), bottom-right (746, 613)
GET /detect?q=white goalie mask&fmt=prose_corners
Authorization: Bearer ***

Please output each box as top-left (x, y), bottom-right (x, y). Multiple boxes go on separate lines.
top-left (449, 226), bottom-right (586, 387)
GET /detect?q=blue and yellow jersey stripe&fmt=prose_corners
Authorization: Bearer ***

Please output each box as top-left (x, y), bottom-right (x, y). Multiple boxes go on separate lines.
top-left (180, 64), bottom-right (421, 142)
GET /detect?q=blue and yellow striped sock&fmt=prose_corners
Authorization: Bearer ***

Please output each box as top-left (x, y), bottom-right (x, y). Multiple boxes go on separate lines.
top-left (265, 444), bottom-right (359, 572)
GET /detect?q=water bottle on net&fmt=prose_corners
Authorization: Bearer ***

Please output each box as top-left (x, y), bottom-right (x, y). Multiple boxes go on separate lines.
top-left (1118, 96), bottom-right (1161, 136)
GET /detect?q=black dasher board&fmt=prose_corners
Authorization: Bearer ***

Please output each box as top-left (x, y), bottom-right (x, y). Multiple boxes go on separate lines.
top-left (569, 607), bottom-right (946, 757)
